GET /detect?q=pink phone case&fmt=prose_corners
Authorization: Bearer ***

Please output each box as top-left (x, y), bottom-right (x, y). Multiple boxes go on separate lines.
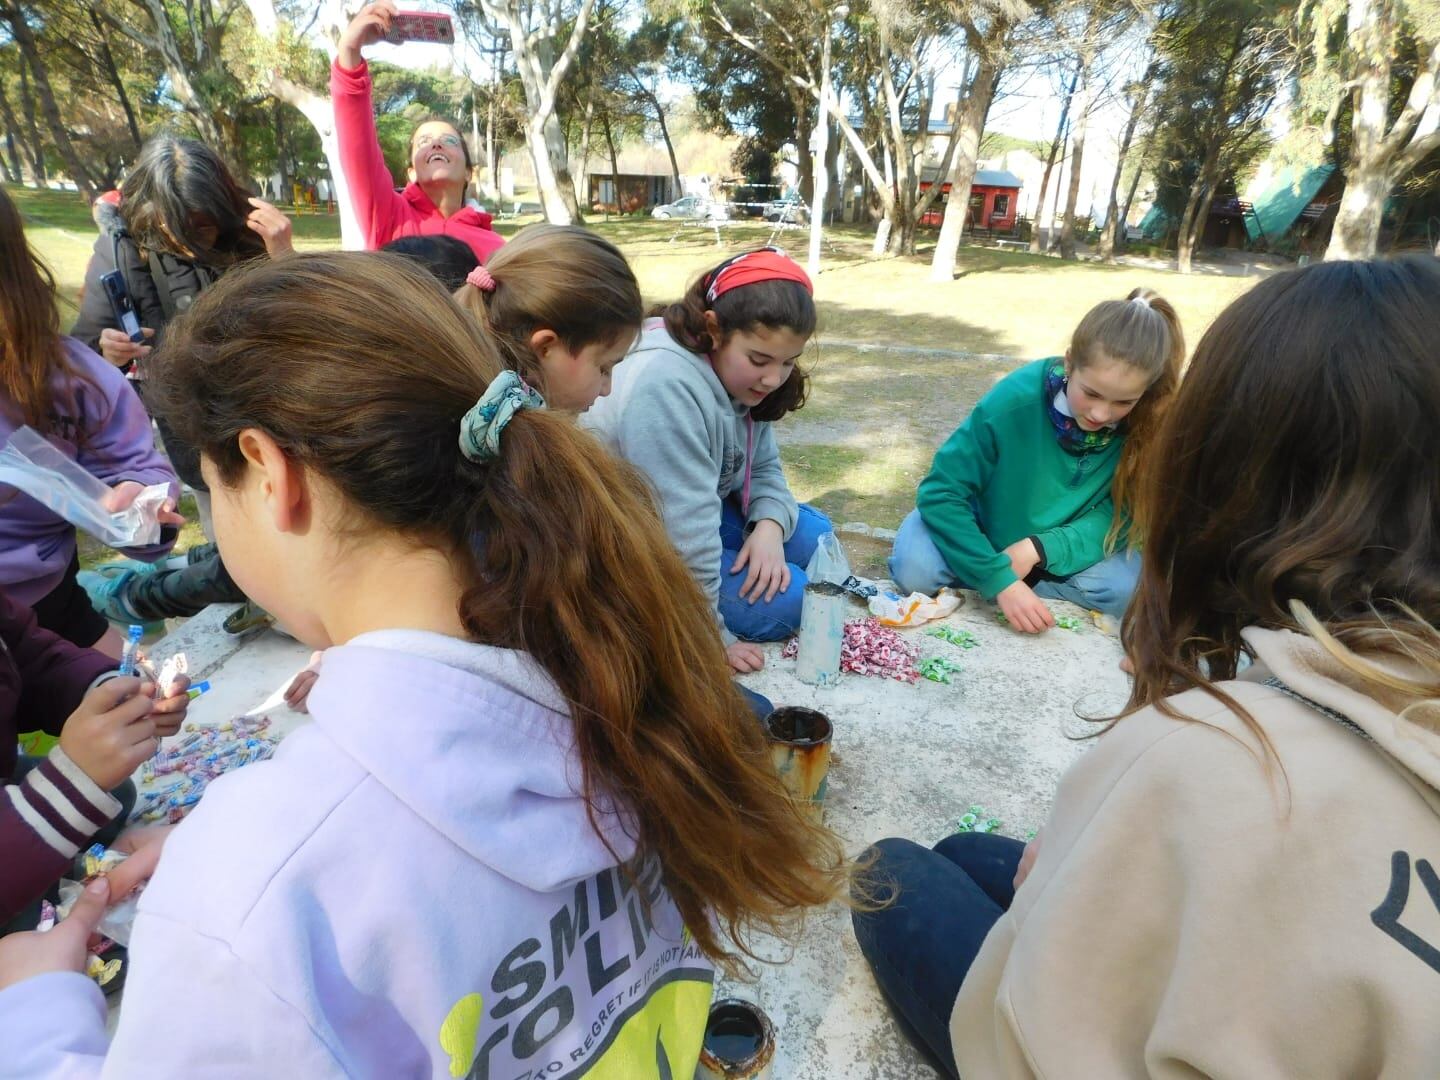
top-left (386, 11), bottom-right (454, 45)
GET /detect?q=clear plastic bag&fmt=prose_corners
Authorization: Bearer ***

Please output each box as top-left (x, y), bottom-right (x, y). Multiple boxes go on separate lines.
top-left (0, 426), bottom-right (167, 547)
top-left (804, 531), bottom-right (852, 585)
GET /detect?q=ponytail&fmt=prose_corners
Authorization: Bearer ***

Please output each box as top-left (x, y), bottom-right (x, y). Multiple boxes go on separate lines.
top-left (1070, 286), bottom-right (1185, 549)
top-left (453, 224), bottom-right (642, 398)
top-left (148, 251), bottom-right (847, 969)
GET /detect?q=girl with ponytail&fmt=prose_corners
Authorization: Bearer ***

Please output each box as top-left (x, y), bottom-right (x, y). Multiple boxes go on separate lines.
top-left (890, 287), bottom-right (1184, 631)
top-left (0, 252), bottom-right (847, 1077)
top-left (452, 223), bottom-right (642, 412)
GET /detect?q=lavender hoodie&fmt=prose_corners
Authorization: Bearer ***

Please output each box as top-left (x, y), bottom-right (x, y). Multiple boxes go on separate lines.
top-left (0, 338), bottom-right (178, 605)
top-left (0, 631), bottom-right (716, 1078)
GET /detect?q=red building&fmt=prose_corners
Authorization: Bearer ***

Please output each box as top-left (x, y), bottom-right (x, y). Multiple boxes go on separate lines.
top-left (918, 169), bottom-right (1023, 232)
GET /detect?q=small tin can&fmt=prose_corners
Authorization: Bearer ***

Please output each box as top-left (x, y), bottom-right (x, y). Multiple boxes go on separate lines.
top-left (695, 998), bottom-right (775, 1080)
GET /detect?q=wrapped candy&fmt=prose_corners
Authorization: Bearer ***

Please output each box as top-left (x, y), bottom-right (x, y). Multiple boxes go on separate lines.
top-left (784, 618), bottom-right (920, 683)
top-left (918, 656), bottom-right (963, 684)
top-left (1055, 615), bottom-right (1083, 631)
top-left (954, 804), bottom-right (1003, 835)
top-left (926, 626), bottom-right (980, 649)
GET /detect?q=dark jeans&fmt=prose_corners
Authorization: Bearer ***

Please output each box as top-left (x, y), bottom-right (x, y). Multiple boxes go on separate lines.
top-left (32, 550), bottom-right (110, 649)
top-left (127, 543), bottom-right (245, 620)
top-left (851, 832), bottom-right (1025, 1080)
top-left (738, 683), bottom-right (773, 723)
top-left (2, 756), bottom-right (136, 936)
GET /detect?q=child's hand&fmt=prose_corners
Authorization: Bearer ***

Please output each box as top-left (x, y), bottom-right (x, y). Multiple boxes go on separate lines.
top-left (107, 825), bottom-right (175, 900)
top-left (995, 581), bottom-right (1055, 634)
top-left (285, 668), bottom-right (319, 713)
top-left (1013, 830), bottom-right (1042, 892)
top-left (0, 877), bottom-right (109, 993)
top-left (339, 0), bottom-right (396, 66)
top-left (146, 673), bottom-right (190, 737)
top-left (98, 326), bottom-right (153, 367)
top-left (59, 677), bottom-right (158, 790)
top-left (731, 520), bottom-right (790, 603)
top-left (246, 198), bottom-right (293, 257)
top-left (104, 481), bottom-right (186, 527)
top-left (726, 641), bottom-right (765, 674)
top-left (1003, 538), bottom-right (1041, 581)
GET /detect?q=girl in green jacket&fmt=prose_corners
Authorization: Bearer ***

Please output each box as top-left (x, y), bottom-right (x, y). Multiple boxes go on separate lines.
top-left (890, 289), bottom-right (1183, 631)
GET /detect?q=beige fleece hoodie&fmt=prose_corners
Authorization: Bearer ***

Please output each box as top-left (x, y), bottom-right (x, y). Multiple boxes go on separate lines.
top-left (951, 626), bottom-right (1440, 1078)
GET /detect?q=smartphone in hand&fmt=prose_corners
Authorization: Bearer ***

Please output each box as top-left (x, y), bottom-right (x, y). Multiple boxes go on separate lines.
top-left (99, 271), bottom-right (146, 344)
top-left (386, 11), bottom-right (454, 44)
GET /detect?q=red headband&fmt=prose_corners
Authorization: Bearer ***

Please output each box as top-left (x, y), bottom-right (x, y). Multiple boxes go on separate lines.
top-left (705, 248), bottom-right (813, 303)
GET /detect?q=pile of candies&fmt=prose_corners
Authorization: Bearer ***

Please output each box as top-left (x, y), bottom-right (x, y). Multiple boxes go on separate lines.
top-left (918, 656), bottom-right (963, 684)
top-left (1054, 615), bottom-right (1083, 631)
top-left (783, 617), bottom-right (921, 683)
top-left (954, 804), bottom-right (1003, 834)
top-left (927, 626), bottom-right (980, 649)
top-left (132, 714), bottom-right (280, 824)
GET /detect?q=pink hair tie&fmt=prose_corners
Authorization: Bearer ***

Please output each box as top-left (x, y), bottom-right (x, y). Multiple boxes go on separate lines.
top-left (467, 265), bottom-right (497, 293)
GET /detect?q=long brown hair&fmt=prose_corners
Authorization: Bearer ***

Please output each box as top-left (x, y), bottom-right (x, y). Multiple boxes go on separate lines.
top-left (1121, 256), bottom-right (1440, 759)
top-left (121, 135), bottom-right (264, 265)
top-left (0, 186), bottom-right (91, 433)
top-left (1069, 287), bottom-right (1184, 548)
top-left (653, 250), bottom-right (816, 422)
top-left (148, 251), bottom-right (848, 966)
top-left (453, 224), bottom-right (642, 392)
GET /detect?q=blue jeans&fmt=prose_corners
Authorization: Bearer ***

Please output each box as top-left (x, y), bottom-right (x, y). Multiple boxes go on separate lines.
top-left (718, 501), bottom-right (833, 642)
top-left (851, 832), bottom-right (1025, 1080)
top-left (888, 509), bottom-right (1140, 619)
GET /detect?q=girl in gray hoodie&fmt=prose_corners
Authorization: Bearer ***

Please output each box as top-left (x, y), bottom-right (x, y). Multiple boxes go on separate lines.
top-left (584, 248), bottom-right (834, 678)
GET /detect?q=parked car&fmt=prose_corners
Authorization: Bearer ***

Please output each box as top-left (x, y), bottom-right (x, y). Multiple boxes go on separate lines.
top-left (763, 194), bottom-right (806, 223)
top-left (651, 195), bottom-right (715, 220)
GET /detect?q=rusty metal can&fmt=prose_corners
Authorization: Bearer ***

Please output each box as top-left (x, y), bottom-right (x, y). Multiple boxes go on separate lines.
top-left (695, 998), bottom-right (775, 1080)
top-left (763, 706), bottom-right (833, 818)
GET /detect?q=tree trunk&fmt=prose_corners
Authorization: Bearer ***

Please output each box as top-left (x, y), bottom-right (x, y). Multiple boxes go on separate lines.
top-left (824, 119), bottom-right (842, 218)
top-left (1326, 163), bottom-right (1392, 259)
top-left (1117, 140), bottom-right (1147, 251)
top-left (1058, 78), bottom-right (1092, 259)
top-left (808, 30), bottom-right (833, 277)
top-left (576, 93), bottom-right (594, 210)
top-left (0, 79), bottom-right (30, 183)
top-left (795, 104), bottom-right (814, 202)
top-left (1099, 83), bottom-right (1149, 262)
top-left (930, 57), bottom-right (1001, 281)
top-left (1175, 144), bottom-right (1220, 273)
top-left (602, 111), bottom-right (620, 210)
top-left (1, 0), bottom-right (93, 197)
top-left (1030, 66), bottom-right (1078, 253)
top-left (89, 10), bottom-right (142, 151)
top-left (644, 85), bottom-right (682, 197)
top-left (14, 48), bottom-right (47, 184)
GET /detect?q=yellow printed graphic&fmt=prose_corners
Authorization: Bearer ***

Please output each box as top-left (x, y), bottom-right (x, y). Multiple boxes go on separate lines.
top-left (440, 993), bottom-right (486, 1079)
top-left (584, 979), bottom-right (712, 1078)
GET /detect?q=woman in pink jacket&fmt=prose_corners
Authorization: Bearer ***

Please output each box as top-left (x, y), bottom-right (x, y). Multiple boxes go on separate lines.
top-left (331, 0), bottom-right (504, 265)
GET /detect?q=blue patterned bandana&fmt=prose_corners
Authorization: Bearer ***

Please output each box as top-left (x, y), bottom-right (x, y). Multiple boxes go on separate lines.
top-left (458, 371), bottom-right (546, 463)
top-left (1043, 361), bottom-right (1120, 454)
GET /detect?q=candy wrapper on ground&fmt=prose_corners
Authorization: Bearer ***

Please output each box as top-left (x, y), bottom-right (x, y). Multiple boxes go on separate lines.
top-left (918, 656), bottom-right (963, 684)
top-left (869, 587), bottom-right (964, 628)
top-left (954, 804), bottom-right (1003, 834)
top-left (783, 618), bottom-right (920, 683)
top-left (927, 626), bottom-right (980, 649)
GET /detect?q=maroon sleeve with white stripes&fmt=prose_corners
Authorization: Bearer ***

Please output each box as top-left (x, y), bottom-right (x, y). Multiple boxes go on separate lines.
top-left (0, 746), bottom-right (120, 923)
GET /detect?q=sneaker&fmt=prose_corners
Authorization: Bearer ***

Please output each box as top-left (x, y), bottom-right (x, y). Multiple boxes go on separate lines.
top-left (77, 567), bottom-right (164, 632)
top-left (222, 601), bottom-right (274, 637)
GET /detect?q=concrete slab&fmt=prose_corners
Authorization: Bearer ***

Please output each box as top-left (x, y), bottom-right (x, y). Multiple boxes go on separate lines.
top-left (120, 588), bottom-right (1128, 1076)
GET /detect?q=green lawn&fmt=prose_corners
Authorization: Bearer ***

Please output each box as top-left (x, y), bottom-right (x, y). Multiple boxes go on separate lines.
top-left (11, 182), bottom-right (1261, 542)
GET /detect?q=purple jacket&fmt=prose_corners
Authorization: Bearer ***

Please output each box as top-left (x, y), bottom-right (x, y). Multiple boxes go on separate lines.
top-left (0, 337), bottom-right (178, 606)
top-left (0, 631), bottom-right (716, 1077)
top-left (0, 588), bottom-right (120, 922)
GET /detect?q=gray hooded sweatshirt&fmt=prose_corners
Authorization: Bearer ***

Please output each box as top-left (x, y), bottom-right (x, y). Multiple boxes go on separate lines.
top-left (583, 320), bottom-right (799, 646)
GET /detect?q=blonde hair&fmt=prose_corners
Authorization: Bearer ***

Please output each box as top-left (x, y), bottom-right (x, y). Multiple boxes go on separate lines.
top-left (1069, 286), bottom-right (1185, 549)
top-left (453, 224), bottom-right (642, 394)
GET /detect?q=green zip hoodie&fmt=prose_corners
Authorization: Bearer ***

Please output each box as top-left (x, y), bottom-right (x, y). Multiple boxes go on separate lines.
top-left (916, 358), bottom-right (1123, 600)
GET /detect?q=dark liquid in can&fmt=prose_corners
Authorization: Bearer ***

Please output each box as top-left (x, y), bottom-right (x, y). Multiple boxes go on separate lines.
top-left (703, 1003), bottom-right (765, 1064)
